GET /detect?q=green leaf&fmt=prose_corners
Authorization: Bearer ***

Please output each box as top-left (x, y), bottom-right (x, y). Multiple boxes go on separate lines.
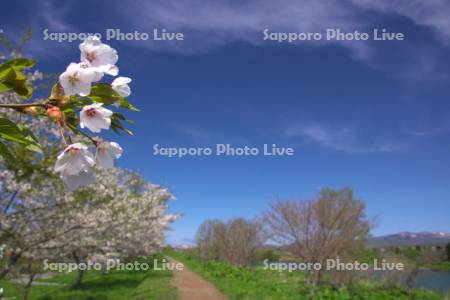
top-left (0, 117), bottom-right (27, 142)
top-left (0, 140), bottom-right (15, 161)
top-left (0, 78), bottom-right (33, 97)
top-left (0, 59), bottom-right (34, 98)
top-left (89, 83), bottom-right (139, 111)
top-left (0, 66), bottom-right (27, 81)
top-left (0, 117), bottom-right (42, 153)
top-left (61, 105), bottom-right (79, 128)
top-left (113, 112), bottom-right (134, 124)
top-left (89, 83), bottom-right (119, 105)
top-left (111, 115), bottom-right (133, 136)
top-left (118, 97), bottom-right (140, 112)
top-left (0, 58), bottom-right (36, 71)
top-left (17, 124), bottom-right (43, 153)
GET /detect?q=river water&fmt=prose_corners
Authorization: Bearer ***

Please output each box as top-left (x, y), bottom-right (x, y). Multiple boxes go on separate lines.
top-left (414, 270), bottom-right (450, 291)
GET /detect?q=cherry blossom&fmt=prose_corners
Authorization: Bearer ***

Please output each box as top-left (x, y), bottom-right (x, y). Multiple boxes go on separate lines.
top-left (62, 169), bottom-right (96, 191)
top-left (80, 103), bottom-right (113, 133)
top-left (59, 63), bottom-right (97, 96)
top-left (111, 77), bottom-right (132, 97)
top-left (1, 45), bottom-right (178, 288)
top-left (79, 62), bottom-right (104, 82)
top-left (95, 141), bottom-right (123, 169)
top-left (54, 143), bottom-right (95, 176)
top-left (80, 36), bottom-right (118, 76)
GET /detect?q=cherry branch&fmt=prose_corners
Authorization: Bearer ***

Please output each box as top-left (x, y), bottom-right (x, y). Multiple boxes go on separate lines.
top-left (66, 123), bottom-right (98, 146)
top-left (0, 101), bottom-right (48, 109)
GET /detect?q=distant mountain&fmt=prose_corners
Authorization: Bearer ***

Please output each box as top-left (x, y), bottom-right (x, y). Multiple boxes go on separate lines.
top-left (368, 231), bottom-right (450, 248)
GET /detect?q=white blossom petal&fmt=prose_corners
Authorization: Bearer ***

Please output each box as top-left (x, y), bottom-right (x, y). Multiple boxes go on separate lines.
top-left (80, 103), bottom-right (113, 133)
top-left (111, 77), bottom-right (132, 97)
top-left (54, 143), bottom-right (95, 176)
top-left (59, 63), bottom-right (97, 96)
top-left (80, 37), bottom-right (118, 72)
top-left (63, 170), bottom-right (96, 191)
top-left (96, 142), bottom-right (123, 169)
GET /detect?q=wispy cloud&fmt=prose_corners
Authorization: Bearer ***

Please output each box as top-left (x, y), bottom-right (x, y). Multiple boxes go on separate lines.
top-left (111, 0), bottom-right (450, 80)
top-left (36, 0), bottom-right (74, 32)
top-left (401, 117), bottom-right (450, 137)
top-left (173, 124), bottom-right (250, 146)
top-left (174, 125), bottom-right (216, 144)
top-left (118, 0), bottom-right (368, 54)
top-left (1, 1), bottom-right (75, 59)
top-left (6, 0), bottom-right (450, 80)
top-left (283, 122), bottom-right (397, 153)
top-left (349, 0), bottom-right (450, 41)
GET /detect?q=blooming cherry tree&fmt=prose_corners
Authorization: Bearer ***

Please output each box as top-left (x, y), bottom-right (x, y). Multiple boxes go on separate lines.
top-left (0, 35), bottom-right (179, 296)
top-left (0, 164), bottom-right (178, 283)
top-left (0, 98), bottom-right (177, 282)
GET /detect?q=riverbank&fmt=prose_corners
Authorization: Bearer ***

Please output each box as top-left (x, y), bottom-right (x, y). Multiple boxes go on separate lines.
top-left (168, 250), bottom-right (444, 300)
top-left (422, 262), bottom-right (450, 271)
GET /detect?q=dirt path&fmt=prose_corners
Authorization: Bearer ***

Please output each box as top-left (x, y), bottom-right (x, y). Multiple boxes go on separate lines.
top-left (166, 257), bottom-right (227, 300)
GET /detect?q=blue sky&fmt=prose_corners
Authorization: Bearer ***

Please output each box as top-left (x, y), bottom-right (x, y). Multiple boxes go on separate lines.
top-left (1, 0), bottom-right (450, 244)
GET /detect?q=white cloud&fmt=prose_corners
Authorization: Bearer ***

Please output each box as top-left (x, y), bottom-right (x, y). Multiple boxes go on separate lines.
top-left (37, 0), bottom-right (74, 32)
top-left (115, 0), bottom-right (450, 52)
top-left (348, 0), bottom-right (450, 41)
top-left (174, 124), bottom-right (250, 146)
top-left (108, 0), bottom-right (450, 80)
top-left (7, 0), bottom-right (450, 79)
top-left (1, 1), bottom-right (75, 59)
top-left (401, 115), bottom-right (450, 137)
top-left (118, 0), bottom-right (370, 54)
top-left (284, 123), bottom-right (395, 153)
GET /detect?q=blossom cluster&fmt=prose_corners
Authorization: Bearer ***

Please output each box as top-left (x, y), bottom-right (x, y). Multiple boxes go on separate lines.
top-left (0, 166), bottom-right (178, 278)
top-left (54, 37), bottom-right (132, 190)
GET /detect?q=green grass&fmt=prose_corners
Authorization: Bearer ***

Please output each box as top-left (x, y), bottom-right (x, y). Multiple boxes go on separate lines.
top-left (167, 250), bottom-right (443, 300)
top-left (423, 261), bottom-right (450, 271)
top-left (0, 254), bottom-right (176, 300)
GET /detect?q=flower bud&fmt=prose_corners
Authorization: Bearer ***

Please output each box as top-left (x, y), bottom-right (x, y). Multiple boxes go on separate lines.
top-left (47, 106), bottom-right (65, 125)
top-left (54, 96), bottom-right (70, 107)
top-left (22, 107), bottom-right (40, 115)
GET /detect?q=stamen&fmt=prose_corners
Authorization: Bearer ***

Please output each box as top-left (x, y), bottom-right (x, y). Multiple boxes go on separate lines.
top-left (66, 147), bottom-right (80, 154)
top-left (86, 108), bottom-right (97, 117)
top-left (68, 75), bottom-right (79, 85)
top-left (86, 52), bottom-right (97, 62)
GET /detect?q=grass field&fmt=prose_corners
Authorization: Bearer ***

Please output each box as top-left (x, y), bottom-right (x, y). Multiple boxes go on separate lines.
top-left (167, 250), bottom-right (444, 300)
top-left (423, 261), bottom-right (450, 271)
top-left (0, 254), bottom-right (176, 300)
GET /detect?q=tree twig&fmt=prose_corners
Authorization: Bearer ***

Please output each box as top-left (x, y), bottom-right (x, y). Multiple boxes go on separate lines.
top-left (0, 101), bottom-right (47, 109)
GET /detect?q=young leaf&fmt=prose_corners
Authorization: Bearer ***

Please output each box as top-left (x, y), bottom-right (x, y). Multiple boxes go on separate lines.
top-left (89, 83), bottom-right (119, 105)
top-left (118, 97), bottom-right (140, 112)
top-left (0, 140), bottom-right (15, 161)
top-left (17, 124), bottom-right (43, 153)
top-left (0, 58), bottom-right (36, 71)
top-left (0, 116), bottom-right (42, 153)
top-left (89, 83), bottom-right (139, 111)
top-left (111, 115), bottom-right (133, 136)
top-left (0, 61), bottom-right (33, 97)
